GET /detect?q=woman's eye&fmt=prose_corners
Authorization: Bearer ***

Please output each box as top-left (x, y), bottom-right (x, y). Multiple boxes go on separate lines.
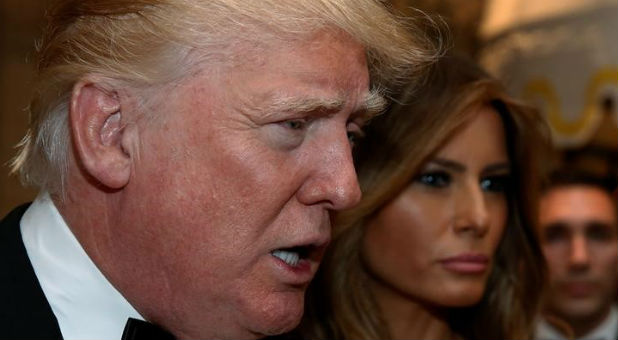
top-left (480, 175), bottom-right (511, 193)
top-left (415, 171), bottom-right (450, 188)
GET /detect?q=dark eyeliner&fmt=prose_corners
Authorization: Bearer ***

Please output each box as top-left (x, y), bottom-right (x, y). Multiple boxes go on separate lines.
top-left (414, 171), bottom-right (451, 188)
top-left (480, 174), bottom-right (511, 192)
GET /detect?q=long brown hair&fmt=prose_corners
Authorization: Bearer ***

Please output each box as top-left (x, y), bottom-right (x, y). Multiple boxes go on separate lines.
top-left (299, 55), bottom-right (551, 339)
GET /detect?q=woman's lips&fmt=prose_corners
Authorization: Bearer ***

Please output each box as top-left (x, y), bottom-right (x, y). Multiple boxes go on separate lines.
top-left (439, 253), bottom-right (490, 274)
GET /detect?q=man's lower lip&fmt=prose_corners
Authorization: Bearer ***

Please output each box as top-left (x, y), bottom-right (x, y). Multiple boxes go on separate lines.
top-left (562, 283), bottom-right (595, 297)
top-left (271, 255), bottom-right (315, 284)
top-left (440, 261), bottom-right (488, 274)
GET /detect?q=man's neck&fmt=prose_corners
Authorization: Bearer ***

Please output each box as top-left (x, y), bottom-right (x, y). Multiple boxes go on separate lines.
top-left (552, 304), bottom-right (612, 338)
top-left (55, 178), bottom-right (181, 337)
top-left (21, 192), bottom-right (144, 339)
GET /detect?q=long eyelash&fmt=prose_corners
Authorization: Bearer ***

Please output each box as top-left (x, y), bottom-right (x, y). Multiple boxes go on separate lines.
top-left (481, 174), bottom-right (511, 192)
top-left (413, 171), bottom-right (450, 187)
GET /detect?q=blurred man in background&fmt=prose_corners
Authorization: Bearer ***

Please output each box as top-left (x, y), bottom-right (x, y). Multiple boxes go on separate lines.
top-left (536, 170), bottom-right (618, 340)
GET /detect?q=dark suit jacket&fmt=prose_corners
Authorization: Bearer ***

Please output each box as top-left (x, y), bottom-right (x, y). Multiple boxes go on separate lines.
top-left (0, 204), bottom-right (63, 339)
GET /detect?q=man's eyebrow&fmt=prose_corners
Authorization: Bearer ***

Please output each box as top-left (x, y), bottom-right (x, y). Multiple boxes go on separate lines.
top-left (586, 221), bottom-right (616, 230)
top-left (354, 90), bottom-right (387, 120)
top-left (256, 89), bottom-right (386, 120)
top-left (544, 222), bottom-right (569, 231)
top-left (264, 95), bottom-right (345, 116)
top-left (542, 222), bottom-right (571, 238)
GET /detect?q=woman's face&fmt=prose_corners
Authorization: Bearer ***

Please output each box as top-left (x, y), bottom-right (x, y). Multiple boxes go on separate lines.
top-left (362, 105), bottom-right (510, 307)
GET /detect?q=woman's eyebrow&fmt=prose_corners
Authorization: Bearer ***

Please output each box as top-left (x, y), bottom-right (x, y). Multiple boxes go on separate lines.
top-left (428, 159), bottom-right (511, 174)
top-left (483, 162), bottom-right (510, 173)
top-left (430, 158), bottom-right (465, 172)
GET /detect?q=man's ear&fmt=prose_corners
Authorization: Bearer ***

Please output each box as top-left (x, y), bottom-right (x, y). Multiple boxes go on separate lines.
top-left (70, 79), bottom-right (131, 189)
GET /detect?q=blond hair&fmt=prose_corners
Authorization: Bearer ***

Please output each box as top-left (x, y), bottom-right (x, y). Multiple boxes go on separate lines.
top-left (12, 0), bottom-right (442, 194)
top-left (300, 55), bottom-right (550, 339)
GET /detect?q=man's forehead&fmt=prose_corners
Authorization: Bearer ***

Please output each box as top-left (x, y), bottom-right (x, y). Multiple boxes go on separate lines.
top-left (541, 186), bottom-right (617, 225)
top-left (542, 186), bottom-right (614, 208)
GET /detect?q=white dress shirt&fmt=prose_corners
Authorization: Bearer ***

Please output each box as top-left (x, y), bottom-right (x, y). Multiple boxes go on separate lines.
top-left (20, 192), bottom-right (144, 340)
top-left (535, 305), bottom-right (618, 340)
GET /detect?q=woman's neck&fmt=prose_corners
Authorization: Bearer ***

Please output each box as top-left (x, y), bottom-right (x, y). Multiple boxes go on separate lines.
top-left (369, 278), bottom-right (461, 340)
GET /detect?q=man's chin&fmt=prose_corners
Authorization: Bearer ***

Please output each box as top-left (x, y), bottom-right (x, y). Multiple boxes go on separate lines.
top-left (258, 317), bottom-right (302, 338)
top-left (250, 293), bottom-right (305, 337)
top-left (550, 296), bottom-right (605, 321)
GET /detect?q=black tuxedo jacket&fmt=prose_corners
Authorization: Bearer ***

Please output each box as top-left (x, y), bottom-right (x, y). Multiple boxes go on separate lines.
top-left (0, 204), bottom-right (63, 339)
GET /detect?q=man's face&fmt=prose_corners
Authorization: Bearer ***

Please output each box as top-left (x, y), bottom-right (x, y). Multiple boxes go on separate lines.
top-left (539, 185), bottom-right (618, 323)
top-left (114, 30), bottom-right (371, 338)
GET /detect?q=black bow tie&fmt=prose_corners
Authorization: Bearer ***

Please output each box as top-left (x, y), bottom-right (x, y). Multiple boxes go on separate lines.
top-left (122, 318), bottom-right (175, 340)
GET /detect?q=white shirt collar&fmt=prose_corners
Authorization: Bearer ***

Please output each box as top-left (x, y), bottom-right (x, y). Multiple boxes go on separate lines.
top-left (20, 192), bottom-right (144, 340)
top-left (585, 306), bottom-right (618, 340)
top-left (536, 305), bottom-right (618, 340)
top-left (536, 317), bottom-right (568, 340)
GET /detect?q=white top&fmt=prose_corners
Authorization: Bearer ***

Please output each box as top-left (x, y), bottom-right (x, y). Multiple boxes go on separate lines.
top-left (20, 192), bottom-right (144, 340)
top-left (535, 305), bottom-right (618, 340)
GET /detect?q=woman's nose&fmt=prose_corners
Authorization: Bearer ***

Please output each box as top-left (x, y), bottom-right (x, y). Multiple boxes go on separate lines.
top-left (453, 184), bottom-right (490, 237)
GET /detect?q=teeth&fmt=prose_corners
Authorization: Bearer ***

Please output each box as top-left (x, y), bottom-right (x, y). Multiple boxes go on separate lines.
top-left (271, 249), bottom-right (300, 267)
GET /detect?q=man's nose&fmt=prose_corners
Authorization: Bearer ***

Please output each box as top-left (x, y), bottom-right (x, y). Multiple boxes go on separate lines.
top-left (453, 184), bottom-right (490, 237)
top-left (297, 133), bottom-right (361, 211)
top-left (569, 235), bottom-right (590, 269)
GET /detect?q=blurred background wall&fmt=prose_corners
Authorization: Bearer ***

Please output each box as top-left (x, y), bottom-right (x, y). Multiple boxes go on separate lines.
top-left (1, 0), bottom-right (616, 217)
top-left (479, 0), bottom-right (617, 181)
top-left (0, 1), bottom-right (45, 217)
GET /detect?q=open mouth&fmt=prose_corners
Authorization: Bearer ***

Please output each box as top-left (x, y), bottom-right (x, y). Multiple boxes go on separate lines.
top-left (271, 246), bottom-right (314, 267)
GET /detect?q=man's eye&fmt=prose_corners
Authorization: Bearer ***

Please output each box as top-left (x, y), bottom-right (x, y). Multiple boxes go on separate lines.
top-left (480, 175), bottom-right (511, 193)
top-left (543, 224), bottom-right (569, 244)
top-left (268, 118), bottom-right (311, 150)
top-left (346, 123), bottom-right (365, 147)
top-left (284, 120), bottom-right (306, 130)
top-left (586, 223), bottom-right (616, 242)
top-left (415, 171), bottom-right (450, 188)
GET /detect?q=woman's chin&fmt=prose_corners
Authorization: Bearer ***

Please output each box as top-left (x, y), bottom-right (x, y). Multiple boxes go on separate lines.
top-left (433, 283), bottom-right (487, 308)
